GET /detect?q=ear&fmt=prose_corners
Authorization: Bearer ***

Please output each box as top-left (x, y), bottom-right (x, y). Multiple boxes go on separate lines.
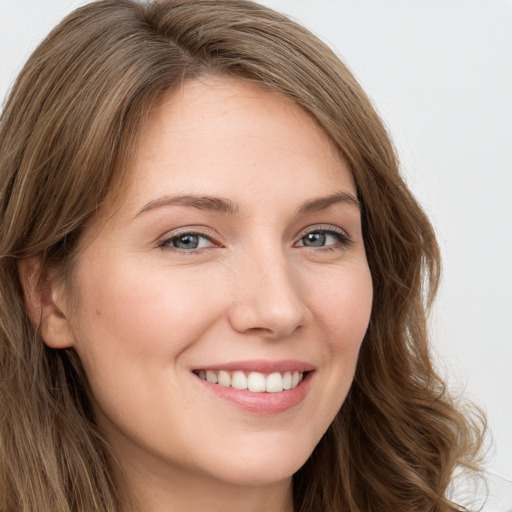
top-left (17, 257), bottom-right (75, 349)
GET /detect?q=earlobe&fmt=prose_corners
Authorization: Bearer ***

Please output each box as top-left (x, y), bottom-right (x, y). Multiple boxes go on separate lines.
top-left (17, 257), bottom-right (75, 349)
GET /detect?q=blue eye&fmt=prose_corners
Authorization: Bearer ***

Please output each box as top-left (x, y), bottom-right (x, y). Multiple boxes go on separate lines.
top-left (296, 229), bottom-right (350, 248)
top-left (160, 233), bottom-right (214, 251)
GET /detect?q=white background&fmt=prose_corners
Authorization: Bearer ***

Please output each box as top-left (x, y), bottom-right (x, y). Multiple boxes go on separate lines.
top-left (1, 0), bottom-right (511, 508)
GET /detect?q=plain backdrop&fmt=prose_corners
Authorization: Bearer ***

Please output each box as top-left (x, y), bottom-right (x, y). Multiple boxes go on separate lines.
top-left (1, 0), bottom-right (511, 509)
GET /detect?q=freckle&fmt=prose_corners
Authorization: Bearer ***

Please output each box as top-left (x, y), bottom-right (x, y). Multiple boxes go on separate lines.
top-left (95, 309), bottom-right (101, 316)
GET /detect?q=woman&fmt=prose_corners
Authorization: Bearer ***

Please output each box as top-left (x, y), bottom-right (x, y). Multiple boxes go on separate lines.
top-left (0, 0), bottom-right (485, 511)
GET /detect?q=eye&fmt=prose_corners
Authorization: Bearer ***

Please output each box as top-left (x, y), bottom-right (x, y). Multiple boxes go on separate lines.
top-left (159, 232), bottom-right (215, 251)
top-left (295, 228), bottom-right (351, 249)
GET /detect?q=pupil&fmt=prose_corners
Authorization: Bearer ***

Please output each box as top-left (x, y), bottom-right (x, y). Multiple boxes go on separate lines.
top-left (305, 232), bottom-right (326, 247)
top-left (174, 234), bottom-right (199, 249)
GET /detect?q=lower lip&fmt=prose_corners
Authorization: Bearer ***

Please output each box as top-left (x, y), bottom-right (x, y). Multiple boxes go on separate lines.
top-left (195, 372), bottom-right (313, 414)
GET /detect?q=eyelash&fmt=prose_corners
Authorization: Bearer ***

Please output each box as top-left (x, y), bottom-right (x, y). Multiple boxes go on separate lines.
top-left (295, 226), bottom-right (352, 251)
top-left (158, 229), bottom-right (219, 253)
top-left (158, 226), bottom-right (352, 253)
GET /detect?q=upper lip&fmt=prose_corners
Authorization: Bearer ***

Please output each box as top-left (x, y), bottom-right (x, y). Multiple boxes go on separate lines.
top-left (193, 359), bottom-right (315, 373)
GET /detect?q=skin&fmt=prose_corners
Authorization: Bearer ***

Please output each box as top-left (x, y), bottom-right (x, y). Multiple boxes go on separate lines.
top-left (41, 78), bottom-right (373, 512)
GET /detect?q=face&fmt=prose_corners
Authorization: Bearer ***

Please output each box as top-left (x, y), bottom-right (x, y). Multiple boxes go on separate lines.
top-left (63, 78), bottom-right (373, 490)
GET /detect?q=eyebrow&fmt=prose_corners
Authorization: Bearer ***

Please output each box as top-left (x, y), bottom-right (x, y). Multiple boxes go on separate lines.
top-left (296, 191), bottom-right (361, 214)
top-left (134, 190), bottom-right (360, 219)
top-left (135, 194), bottom-right (240, 218)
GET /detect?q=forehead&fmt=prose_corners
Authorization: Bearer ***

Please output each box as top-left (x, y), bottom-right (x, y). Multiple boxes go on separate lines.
top-left (118, 77), bottom-right (355, 218)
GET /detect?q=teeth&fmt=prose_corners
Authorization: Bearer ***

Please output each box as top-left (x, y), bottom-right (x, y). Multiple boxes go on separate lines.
top-left (206, 370), bottom-right (218, 384)
top-left (231, 371), bottom-right (248, 390)
top-left (247, 372), bottom-right (266, 392)
top-left (266, 372), bottom-right (284, 393)
top-left (217, 370), bottom-right (231, 387)
top-left (197, 370), bottom-right (304, 393)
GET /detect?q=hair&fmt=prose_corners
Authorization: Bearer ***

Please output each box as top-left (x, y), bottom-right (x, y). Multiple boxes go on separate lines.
top-left (0, 1), bottom-right (485, 511)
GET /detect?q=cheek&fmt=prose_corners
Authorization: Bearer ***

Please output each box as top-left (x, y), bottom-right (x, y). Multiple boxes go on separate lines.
top-left (291, 263), bottom-right (372, 445)
top-left (67, 260), bottom-right (230, 415)
top-left (72, 261), bottom-right (220, 356)
top-left (307, 262), bottom-right (372, 412)
top-left (67, 259), bottom-right (226, 425)
top-left (309, 262), bottom-right (373, 350)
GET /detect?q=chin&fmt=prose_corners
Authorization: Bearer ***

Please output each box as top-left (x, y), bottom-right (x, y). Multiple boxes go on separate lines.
top-left (200, 434), bottom-right (316, 487)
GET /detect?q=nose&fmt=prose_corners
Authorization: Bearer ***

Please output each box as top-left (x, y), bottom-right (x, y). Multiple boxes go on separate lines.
top-left (227, 250), bottom-right (309, 339)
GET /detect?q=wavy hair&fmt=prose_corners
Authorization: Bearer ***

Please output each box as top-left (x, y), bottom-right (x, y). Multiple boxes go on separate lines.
top-left (0, 1), bottom-right (484, 510)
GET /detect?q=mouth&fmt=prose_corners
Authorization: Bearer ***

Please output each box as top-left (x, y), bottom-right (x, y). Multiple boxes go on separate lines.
top-left (193, 369), bottom-right (306, 393)
top-left (192, 361), bottom-right (314, 414)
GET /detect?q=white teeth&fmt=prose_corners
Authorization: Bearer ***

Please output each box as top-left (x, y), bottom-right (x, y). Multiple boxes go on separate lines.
top-left (206, 370), bottom-right (218, 384)
top-left (197, 369), bottom-right (305, 393)
top-left (266, 372), bottom-right (283, 393)
top-left (231, 371), bottom-right (248, 390)
top-left (217, 370), bottom-right (231, 387)
top-left (247, 372), bottom-right (266, 392)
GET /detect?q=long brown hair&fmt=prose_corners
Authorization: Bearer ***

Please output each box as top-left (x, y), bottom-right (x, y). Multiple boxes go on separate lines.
top-left (0, 1), bottom-right (484, 510)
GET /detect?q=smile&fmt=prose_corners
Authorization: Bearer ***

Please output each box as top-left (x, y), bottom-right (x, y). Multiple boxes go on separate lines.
top-left (192, 360), bottom-right (315, 414)
top-left (195, 370), bottom-right (304, 393)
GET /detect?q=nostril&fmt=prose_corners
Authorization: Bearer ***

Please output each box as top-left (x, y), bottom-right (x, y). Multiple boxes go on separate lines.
top-left (227, 297), bottom-right (308, 339)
